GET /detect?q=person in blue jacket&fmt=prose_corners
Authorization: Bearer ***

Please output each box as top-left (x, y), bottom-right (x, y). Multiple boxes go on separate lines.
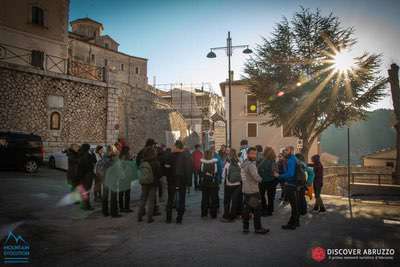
top-left (279, 146), bottom-right (300, 230)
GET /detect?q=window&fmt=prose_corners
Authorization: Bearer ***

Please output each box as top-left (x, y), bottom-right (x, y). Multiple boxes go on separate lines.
top-left (50, 112), bottom-right (61, 130)
top-left (104, 59), bottom-right (108, 66)
top-left (105, 43), bottom-right (109, 49)
top-left (247, 123), bottom-right (257, 137)
top-left (32, 6), bottom-right (44, 26)
top-left (386, 162), bottom-right (394, 168)
top-left (31, 50), bottom-right (44, 69)
top-left (91, 54), bottom-right (95, 62)
top-left (120, 63), bottom-right (124, 71)
top-left (135, 67), bottom-right (139, 74)
top-left (247, 94), bottom-right (257, 114)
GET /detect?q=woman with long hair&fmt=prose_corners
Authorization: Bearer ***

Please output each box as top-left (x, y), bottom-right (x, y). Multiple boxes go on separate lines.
top-left (257, 146), bottom-right (279, 216)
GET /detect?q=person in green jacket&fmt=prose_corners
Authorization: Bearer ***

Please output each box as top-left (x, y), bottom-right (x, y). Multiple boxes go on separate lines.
top-left (257, 146), bottom-right (279, 216)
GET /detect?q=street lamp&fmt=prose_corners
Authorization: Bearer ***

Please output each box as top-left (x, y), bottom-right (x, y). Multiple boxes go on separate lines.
top-left (207, 31), bottom-right (252, 148)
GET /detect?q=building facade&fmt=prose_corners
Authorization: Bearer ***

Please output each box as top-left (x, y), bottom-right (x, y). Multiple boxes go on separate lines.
top-left (156, 85), bottom-right (225, 148)
top-left (220, 80), bottom-right (319, 158)
top-left (362, 148), bottom-right (395, 168)
top-left (0, 1), bottom-right (188, 155)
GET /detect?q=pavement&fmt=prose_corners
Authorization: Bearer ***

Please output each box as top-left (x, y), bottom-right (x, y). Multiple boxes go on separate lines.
top-left (0, 167), bottom-right (399, 267)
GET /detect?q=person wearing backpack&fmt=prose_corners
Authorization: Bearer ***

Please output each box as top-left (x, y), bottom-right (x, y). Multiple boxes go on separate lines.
top-left (295, 153), bottom-right (314, 216)
top-left (279, 146), bottom-right (300, 230)
top-left (138, 147), bottom-right (161, 223)
top-left (200, 150), bottom-right (219, 218)
top-left (258, 147), bottom-right (279, 217)
top-left (221, 149), bottom-right (242, 222)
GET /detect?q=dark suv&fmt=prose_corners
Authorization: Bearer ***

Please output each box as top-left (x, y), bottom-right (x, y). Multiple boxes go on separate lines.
top-left (0, 132), bottom-right (44, 173)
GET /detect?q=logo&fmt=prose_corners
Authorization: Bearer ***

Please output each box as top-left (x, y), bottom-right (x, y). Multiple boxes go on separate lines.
top-left (2, 231), bottom-right (30, 264)
top-left (311, 246), bottom-right (327, 262)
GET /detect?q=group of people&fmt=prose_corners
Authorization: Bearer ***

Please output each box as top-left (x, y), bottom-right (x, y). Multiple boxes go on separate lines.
top-left (65, 137), bottom-right (326, 234)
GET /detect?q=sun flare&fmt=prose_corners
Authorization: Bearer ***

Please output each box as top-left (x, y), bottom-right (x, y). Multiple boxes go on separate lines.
top-left (332, 50), bottom-right (355, 73)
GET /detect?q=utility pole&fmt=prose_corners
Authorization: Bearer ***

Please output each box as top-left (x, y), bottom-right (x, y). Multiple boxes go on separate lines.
top-left (389, 63), bottom-right (400, 184)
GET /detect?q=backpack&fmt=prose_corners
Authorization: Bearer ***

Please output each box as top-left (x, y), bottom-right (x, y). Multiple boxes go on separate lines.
top-left (227, 163), bottom-right (241, 183)
top-left (295, 161), bottom-right (307, 186)
top-left (200, 162), bottom-right (217, 187)
top-left (138, 161), bottom-right (154, 185)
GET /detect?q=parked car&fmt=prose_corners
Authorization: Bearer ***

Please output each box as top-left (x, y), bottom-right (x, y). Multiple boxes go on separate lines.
top-left (0, 132), bottom-right (44, 173)
top-left (48, 144), bottom-right (100, 171)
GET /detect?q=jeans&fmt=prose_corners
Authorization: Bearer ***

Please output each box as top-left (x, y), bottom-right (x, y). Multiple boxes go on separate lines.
top-left (166, 185), bottom-right (186, 221)
top-left (138, 185), bottom-right (156, 221)
top-left (102, 186), bottom-right (118, 216)
top-left (118, 189), bottom-right (131, 210)
top-left (201, 186), bottom-right (219, 218)
top-left (298, 186), bottom-right (307, 215)
top-left (193, 170), bottom-right (200, 189)
top-left (284, 185), bottom-right (299, 226)
top-left (242, 193), bottom-right (262, 230)
top-left (223, 184), bottom-right (241, 220)
top-left (259, 180), bottom-right (278, 214)
top-left (313, 184), bottom-right (325, 210)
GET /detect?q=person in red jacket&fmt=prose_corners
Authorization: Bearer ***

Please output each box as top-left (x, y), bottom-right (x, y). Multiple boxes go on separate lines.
top-left (192, 144), bottom-right (203, 191)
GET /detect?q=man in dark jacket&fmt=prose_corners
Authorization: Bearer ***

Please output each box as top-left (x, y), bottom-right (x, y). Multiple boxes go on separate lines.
top-left (166, 140), bottom-right (193, 224)
top-left (77, 144), bottom-right (97, 210)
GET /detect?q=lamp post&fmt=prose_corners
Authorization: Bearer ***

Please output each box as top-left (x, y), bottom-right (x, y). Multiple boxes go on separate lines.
top-left (207, 31), bottom-right (252, 148)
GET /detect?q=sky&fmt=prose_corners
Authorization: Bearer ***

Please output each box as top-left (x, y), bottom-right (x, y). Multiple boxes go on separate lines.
top-left (69, 0), bottom-right (400, 110)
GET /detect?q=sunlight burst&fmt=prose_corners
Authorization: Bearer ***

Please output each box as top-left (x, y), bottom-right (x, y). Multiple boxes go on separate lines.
top-left (332, 50), bottom-right (355, 73)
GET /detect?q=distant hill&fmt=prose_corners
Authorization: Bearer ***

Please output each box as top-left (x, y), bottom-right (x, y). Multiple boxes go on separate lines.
top-left (320, 109), bottom-right (396, 165)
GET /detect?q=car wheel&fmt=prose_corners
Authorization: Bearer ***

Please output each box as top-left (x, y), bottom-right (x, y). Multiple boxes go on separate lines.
top-left (25, 160), bottom-right (38, 173)
top-left (49, 157), bottom-right (56, 169)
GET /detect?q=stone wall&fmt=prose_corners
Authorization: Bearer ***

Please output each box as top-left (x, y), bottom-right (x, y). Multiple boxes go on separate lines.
top-left (115, 82), bottom-right (188, 154)
top-left (0, 62), bottom-right (109, 155)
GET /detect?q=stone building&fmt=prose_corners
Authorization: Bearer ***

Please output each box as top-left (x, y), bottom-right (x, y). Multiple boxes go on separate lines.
top-left (362, 148), bottom-right (395, 168)
top-left (220, 80), bottom-right (319, 158)
top-left (156, 85), bottom-right (225, 149)
top-left (0, 0), bottom-right (188, 155)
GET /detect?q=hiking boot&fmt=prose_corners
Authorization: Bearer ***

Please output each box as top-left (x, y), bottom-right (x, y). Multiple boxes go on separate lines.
top-left (281, 224), bottom-right (296, 230)
top-left (255, 228), bottom-right (270, 234)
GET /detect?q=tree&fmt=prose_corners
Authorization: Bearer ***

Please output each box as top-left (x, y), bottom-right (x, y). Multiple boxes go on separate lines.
top-left (245, 7), bottom-right (387, 159)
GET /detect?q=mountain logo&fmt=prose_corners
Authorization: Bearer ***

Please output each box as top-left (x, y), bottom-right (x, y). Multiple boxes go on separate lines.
top-left (2, 231), bottom-right (30, 264)
top-left (4, 231), bottom-right (27, 245)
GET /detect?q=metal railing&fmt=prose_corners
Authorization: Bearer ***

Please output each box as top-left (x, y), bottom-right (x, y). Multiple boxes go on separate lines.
top-left (351, 172), bottom-right (393, 186)
top-left (0, 42), bottom-right (105, 82)
top-left (68, 59), bottom-right (104, 81)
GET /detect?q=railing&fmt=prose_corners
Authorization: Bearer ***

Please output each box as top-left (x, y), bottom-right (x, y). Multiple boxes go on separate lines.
top-left (68, 59), bottom-right (104, 81)
top-left (0, 43), bottom-right (32, 66)
top-left (351, 172), bottom-right (393, 186)
top-left (0, 42), bottom-right (105, 82)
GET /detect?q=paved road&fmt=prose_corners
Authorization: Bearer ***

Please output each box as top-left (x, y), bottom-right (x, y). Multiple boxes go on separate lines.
top-left (0, 168), bottom-right (399, 267)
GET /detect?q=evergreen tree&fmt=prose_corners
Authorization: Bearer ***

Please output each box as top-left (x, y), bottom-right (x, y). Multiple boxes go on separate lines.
top-left (245, 7), bottom-right (387, 159)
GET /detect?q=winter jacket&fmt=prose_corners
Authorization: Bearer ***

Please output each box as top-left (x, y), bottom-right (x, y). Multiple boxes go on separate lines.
top-left (258, 159), bottom-right (278, 182)
top-left (313, 162), bottom-right (324, 187)
top-left (200, 158), bottom-right (219, 188)
top-left (192, 150), bottom-right (203, 172)
top-left (241, 159), bottom-right (262, 194)
top-left (213, 153), bottom-right (223, 182)
top-left (119, 159), bottom-right (138, 191)
top-left (222, 161), bottom-right (241, 186)
top-left (279, 154), bottom-right (297, 186)
top-left (66, 149), bottom-right (80, 186)
top-left (171, 151), bottom-right (193, 187)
